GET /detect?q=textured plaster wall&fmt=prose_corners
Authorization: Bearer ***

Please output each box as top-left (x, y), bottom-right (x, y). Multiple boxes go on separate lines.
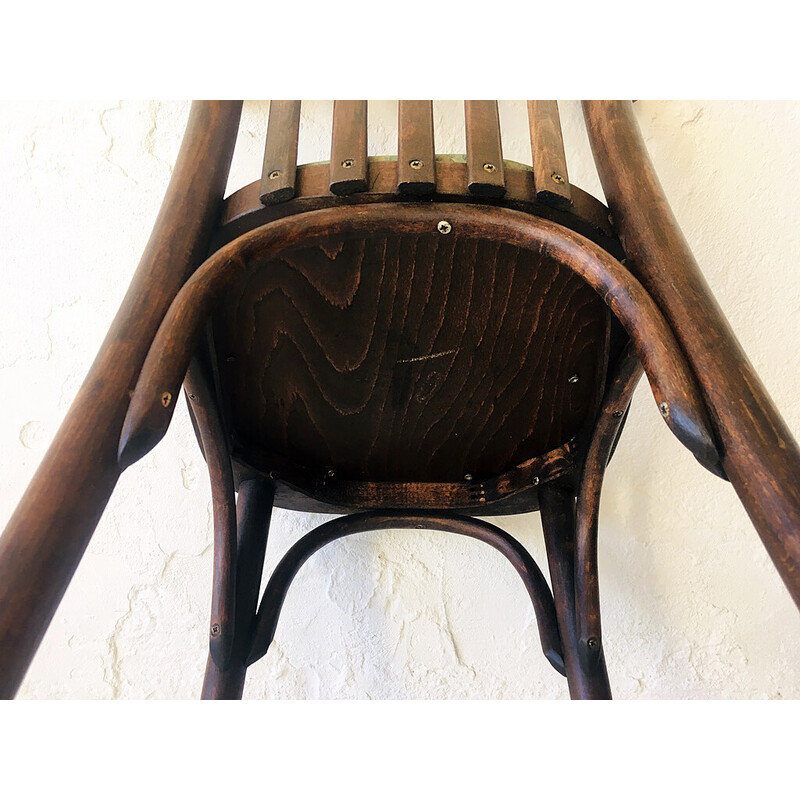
top-left (1, 100), bottom-right (799, 699)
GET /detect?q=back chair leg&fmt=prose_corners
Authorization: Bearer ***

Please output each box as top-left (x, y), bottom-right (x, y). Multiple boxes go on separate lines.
top-left (540, 485), bottom-right (612, 700)
top-left (0, 101), bottom-right (242, 699)
top-left (202, 478), bottom-right (275, 700)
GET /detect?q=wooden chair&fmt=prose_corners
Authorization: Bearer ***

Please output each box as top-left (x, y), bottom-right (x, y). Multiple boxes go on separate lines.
top-left (1, 100), bottom-right (799, 699)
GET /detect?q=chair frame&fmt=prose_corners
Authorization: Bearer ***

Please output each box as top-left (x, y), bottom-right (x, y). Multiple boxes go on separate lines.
top-left (1, 100), bottom-right (799, 700)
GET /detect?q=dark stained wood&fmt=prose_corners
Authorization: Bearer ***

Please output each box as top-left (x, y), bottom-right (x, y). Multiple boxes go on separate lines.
top-left (540, 485), bottom-right (611, 699)
top-left (213, 231), bottom-right (608, 487)
top-left (583, 100), bottom-right (800, 610)
top-left (233, 440), bottom-right (577, 516)
top-left (0, 101), bottom-right (243, 699)
top-left (260, 100), bottom-right (301, 205)
top-left (184, 357), bottom-right (236, 669)
top-left (118, 202), bottom-right (721, 498)
top-left (574, 343), bottom-right (643, 675)
top-left (245, 511), bottom-right (565, 675)
top-left (6, 98), bottom-right (792, 701)
top-left (528, 100), bottom-right (572, 210)
top-left (202, 478), bottom-right (274, 699)
top-left (397, 100), bottom-right (436, 195)
top-left (216, 158), bottom-right (621, 260)
top-left (329, 100), bottom-right (368, 196)
top-left (464, 100), bottom-right (506, 198)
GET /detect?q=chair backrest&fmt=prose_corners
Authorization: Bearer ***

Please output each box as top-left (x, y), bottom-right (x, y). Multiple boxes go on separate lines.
top-left (256, 99), bottom-right (573, 207)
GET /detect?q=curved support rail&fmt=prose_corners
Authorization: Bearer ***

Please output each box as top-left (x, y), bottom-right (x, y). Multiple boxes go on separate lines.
top-left (244, 511), bottom-right (566, 675)
top-left (184, 358), bottom-right (237, 669)
top-left (583, 100), bottom-right (800, 609)
top-left (574, 344), bottom-right (644, 670)
top-left (117, 203), bottom-right (722, 476)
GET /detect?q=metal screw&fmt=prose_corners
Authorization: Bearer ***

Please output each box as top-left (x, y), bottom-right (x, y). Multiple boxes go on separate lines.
top-left (187, 393), bottom-right (197, 401)
top-left (587, 637), bottom-right (599, 650)
top-left (268, 471), bottom-right (277, 480)
top-left (437, 220), bottom-right (452, 235)
top-left (415, 524), bottom-right (423, 529)
top-left (483, 163), bottom-right (497, 173)
top-left (551, 172), bottom-right (565, 185)
top-left (268, 169), bottom-right (282, 180)
top-left (659, 402), bottom-right (670, 418)
top-left (341, 158), bottom-right (354, 169)
top-left (327, 469), bottom-right (336, 478)
top-left (226, 355), bottom-right (236, 363)
top-left (532, 477), bottom-right (540, 486)
top-left (210, 624), bottom-right (221, 637)
top-left (409, 159), bottom-right (424, 170)
top-left (568, 374), bottom-right (579, 384)
top-left (613, 410), bottom-right (624, 418)
top-left (464, 473), bottom-right (473, 481)
top-left (160, 392), bottom-right (172, 407)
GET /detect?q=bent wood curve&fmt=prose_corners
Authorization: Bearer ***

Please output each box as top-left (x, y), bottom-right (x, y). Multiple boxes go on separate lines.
top-left (184, 358), bottom-right (237, 668)
top-left (583, 100), bottom-right (800, 609)
top-left (575, 344), bottom-right (644, 670)
top-left (0, 100), bottom-right (243, 699)
top-left (117, 203), bottom-right (723, 477)
top-left (244, 511), bottom-right (566, 675)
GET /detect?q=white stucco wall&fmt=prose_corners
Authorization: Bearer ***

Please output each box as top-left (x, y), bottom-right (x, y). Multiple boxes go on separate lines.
top-left (1, 100), bottom-right (798, 699)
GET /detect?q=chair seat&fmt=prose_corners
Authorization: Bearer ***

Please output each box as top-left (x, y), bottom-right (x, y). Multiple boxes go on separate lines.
top-left (212, 222), bottom-right (611, 511)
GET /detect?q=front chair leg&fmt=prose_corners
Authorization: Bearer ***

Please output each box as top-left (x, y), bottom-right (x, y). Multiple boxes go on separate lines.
top-left (540, 484), bottom-right (611, 699)
top-left (201, 478), bottom-right (275, 700)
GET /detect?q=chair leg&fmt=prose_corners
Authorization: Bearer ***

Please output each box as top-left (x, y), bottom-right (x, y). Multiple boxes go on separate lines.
top-left (201, 478), bottom-right (275, 700)
top-left (540, 485), bottom-right (611, 700)
top-left (0, 101), bottom-right (243, 699)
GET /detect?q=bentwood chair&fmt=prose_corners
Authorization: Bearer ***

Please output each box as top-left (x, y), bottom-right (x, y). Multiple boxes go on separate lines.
top-left (1, 101), bottom-right (799, 700)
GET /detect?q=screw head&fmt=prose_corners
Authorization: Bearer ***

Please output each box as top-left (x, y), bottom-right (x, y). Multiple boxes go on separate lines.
top-left (268, 169), bottom-right (282, 180)
top-left (613, 410), bottom-right (624, 418)
top-left (483, 162), bottom-right (497, 173)
top-left (532, 477), bottom-right (540, 486)
top-left (341, 158), bottom-right (354, 169)
top-left (659, 402), bottom-right (670, 418)
top-left (464, 473), bottom-right (473, 481)
top-left (327, 469), bottom-right (336, 478)
top-left (568, 374), bottom-right (580, 384)
top-left (409, 159), bottom-right (424, 170)
top-left (551, 172), bottom-right (565, 185)
top-left (587, 637), bottom-right (599, 650)
top-left (437, 220), bottom-right (452, 235)
top-left (210, 624), bottom-right (221, 637)
top-left (160, 391), bottom-right (172, 407)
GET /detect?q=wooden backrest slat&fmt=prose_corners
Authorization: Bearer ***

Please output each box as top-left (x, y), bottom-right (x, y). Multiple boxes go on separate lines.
top-left (464, 100), bottom-right (506, 198)
top-left (329, 100), bottom-right (368, 196)
top-left (260, 100), bottom-right (302, 206)
top-left (397, 100), bottom-right (436, 195)
top-left (527, 100), bottom-right (572, 210)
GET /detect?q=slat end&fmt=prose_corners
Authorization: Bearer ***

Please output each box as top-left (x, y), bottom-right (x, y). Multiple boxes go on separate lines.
top-left (468, 181), bottom-right (507, 199)
top-left (535, 189), bottom-right (573, 211)
top-left (260, 186), bottom-right (296, 206)
top-left (329, 178), bottom-right (369, 197)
